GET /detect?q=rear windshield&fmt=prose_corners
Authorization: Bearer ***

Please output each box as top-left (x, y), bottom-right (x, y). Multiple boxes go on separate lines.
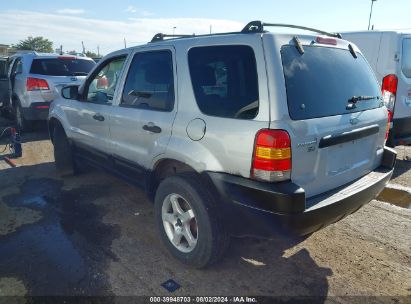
top-left (281, 45), bottom-right (382, 120)
top-left (402, 38), bottom-right (411, 78)
top-left (30, 58), bottom-right (95, 76)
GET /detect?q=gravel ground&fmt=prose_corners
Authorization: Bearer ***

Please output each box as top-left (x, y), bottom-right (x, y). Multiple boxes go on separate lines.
top-left (0, 117), bottom-right (410, 302)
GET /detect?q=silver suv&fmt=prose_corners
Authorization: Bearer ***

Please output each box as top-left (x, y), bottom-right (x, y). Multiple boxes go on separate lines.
top-left (49, 21), bottom-right (396, 268)
top-left (5, 51), bottom-right (95, 131)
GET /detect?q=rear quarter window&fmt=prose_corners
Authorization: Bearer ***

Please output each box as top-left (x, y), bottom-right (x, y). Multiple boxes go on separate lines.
top-left (281, 45), bottom-right (382, 120)
top-left (30, 58), bottom-right (95, 76)
top-left (188, 45), bottom-right (259, 119)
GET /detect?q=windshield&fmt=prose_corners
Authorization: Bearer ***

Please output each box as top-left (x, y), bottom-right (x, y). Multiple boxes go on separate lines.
top-left (402, 38), bottom-right (411, 78)
top-left (281, 45), bottom-right (382, 120)
top-left (30, 58), bottom-right (95, 76)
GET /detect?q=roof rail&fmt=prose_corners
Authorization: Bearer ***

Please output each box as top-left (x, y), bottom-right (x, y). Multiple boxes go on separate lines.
top-left (151, 33), bottom-right (195, 43)
top-left (241, 20), bottom-right (342, 38)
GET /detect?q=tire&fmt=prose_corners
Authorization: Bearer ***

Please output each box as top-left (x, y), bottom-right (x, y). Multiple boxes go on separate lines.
top-left (14, 102), bottom-right (31, 132)
top-left (53, 126), bottom-right (76, 177)
top-left (154, 173), bottom-right (229, 268)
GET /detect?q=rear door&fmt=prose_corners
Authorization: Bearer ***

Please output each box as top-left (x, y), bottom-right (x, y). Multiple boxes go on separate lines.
top-left (278, 43), bottom-right (387, 198)
top-left (395, 35), bottom-right (411, 139)
top-left (109, 47), bottom-right (177, 176)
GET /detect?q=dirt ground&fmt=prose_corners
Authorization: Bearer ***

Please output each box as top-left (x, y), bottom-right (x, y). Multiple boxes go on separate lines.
top-left (0, 117), bottom-right (410, 302)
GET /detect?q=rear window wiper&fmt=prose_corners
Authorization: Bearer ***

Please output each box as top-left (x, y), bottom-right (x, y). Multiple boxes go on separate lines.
top-left (346, 95), bottom-right (379, 110)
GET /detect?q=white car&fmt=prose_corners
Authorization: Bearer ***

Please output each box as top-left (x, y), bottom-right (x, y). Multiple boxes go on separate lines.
top-left (343, 31), bottom-right (411, 147)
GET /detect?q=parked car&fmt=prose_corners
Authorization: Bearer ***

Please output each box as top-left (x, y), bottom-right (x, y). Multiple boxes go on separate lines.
top-left (49, 21), bottom-right (396, 268)
top-left (3, 51), bottom-right (95, 131)
top-left (0, 57), bottom-right (8, 114)
top-left (342, 31), bottom-right (411, 147)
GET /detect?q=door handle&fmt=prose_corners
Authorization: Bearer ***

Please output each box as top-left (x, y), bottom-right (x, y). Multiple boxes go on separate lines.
top-left (143, 123), bottom-right (162, 133)
top-left (93, 114), bottom-right (105, 122)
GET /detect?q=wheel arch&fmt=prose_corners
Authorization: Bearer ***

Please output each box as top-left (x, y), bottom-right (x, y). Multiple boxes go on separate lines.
top-left (48, 117), bottom-right (64, 143)
top-left (148, 158), bottom-right (216, 201)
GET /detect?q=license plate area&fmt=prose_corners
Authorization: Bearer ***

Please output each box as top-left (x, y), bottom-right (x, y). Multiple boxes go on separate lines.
top-left (326, 137), bottom-right (374, 176)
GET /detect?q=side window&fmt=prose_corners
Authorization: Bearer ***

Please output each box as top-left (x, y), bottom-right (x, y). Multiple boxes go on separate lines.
top-left (11, 58), bottom-right (22, 75)
top-left (86, 57), bottom-right (126, 104)
top-left (121, 50), bottom-right (174, 111)
top-left (188, 45), bottom-right (259, 119)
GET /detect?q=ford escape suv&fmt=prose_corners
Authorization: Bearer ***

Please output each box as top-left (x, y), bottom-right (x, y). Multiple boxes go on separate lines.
top-left (5, 52), bottom-right (95, 131)
top-left (48, 21), bottom-right (396, 268)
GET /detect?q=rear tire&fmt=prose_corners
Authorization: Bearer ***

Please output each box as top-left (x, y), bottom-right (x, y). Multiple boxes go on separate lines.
top-left (154, 173), bottom-right (229, 268)
top-left (14, 102), bottom-right (31, 132)
top-left (53, 126), bottom-right (76, 177)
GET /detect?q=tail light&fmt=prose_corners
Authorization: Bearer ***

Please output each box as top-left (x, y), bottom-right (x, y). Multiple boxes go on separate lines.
top-left (251, 129), bottom-right (291, 182)
top-left (26, 77), bottom-right (50, 91)
top-left (382, 74), bottom-right (397, 129)
top-left (316, 37), bottom-right (337, 46)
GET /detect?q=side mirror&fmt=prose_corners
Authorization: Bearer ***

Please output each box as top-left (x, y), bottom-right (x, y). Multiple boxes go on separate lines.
top-left (61, 85), bottom-right (80, 100)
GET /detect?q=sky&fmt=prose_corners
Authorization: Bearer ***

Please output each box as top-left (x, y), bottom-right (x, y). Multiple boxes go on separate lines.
top-left (0, 0), bottom-right (410, 55)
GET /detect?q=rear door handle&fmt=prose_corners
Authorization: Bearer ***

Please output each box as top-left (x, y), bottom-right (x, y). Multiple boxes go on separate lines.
top-left (143, 122), bottom-right (162, 133)
top-left (93, 114), bottom-right (105, 122)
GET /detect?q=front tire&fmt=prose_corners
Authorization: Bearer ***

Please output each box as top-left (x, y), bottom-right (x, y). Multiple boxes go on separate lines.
top-left (154, 174), bottom-right (229, 268)
top-left (53, 126), bottom-right (76, 177)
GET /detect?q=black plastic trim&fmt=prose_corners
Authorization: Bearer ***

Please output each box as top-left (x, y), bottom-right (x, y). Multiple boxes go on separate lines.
top-left (392, 116), bottom-right (411, 144)
top-left (206, 147), bottom-right (395, 237)
top-left (318, 125), bottom-right (379, 148)
top-left (206, 172), bottom-right (306, 214)
top-left (22, 102), bottom-right (50, 120)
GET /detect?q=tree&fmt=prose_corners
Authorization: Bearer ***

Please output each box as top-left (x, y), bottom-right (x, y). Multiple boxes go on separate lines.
top-left (14, 36), bottom-right (53, 53)
top-left (85, 51), bottom-right (98, 58)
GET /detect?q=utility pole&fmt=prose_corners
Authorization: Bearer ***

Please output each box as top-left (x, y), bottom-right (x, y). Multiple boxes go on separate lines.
top-left (124, 38), bottom-right (127, 48)
top-left (81, 41), bottom-right (85, 54)
top-left (97, 45), bottom-right (100, 56)
top-left (368, 0), bottom-right (377, 30)
top-left (60, 45), bottom-right (63, 55)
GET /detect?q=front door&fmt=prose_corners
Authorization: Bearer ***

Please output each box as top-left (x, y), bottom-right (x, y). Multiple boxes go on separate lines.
top-left (64, 56), bottom-right (127, 160)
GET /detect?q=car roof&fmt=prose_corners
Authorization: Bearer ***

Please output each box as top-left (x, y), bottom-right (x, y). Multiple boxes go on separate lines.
top-left (9, 51), bottom-right (94, 60)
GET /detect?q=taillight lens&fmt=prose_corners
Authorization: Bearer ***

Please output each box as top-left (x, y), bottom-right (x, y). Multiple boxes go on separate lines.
top-left (382, 74), bottom-right (397, 112)
top-left (316, 36), bottom-right (337, 45)
top-left (26, 77), bottom-right (50, 91)
top-left (251, 129), bottom-right (291, 182)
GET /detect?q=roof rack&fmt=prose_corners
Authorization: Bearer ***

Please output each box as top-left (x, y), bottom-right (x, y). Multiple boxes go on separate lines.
top-left (241, 20), bottom-right (342, 38)
top-left (151, 33), bottom-right (195, 43)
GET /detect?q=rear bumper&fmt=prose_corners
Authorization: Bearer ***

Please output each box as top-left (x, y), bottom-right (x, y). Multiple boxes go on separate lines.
top-left (22, 102), bottom-right (50, 121)
top-left (207, 147), bottom-right (396, 237)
